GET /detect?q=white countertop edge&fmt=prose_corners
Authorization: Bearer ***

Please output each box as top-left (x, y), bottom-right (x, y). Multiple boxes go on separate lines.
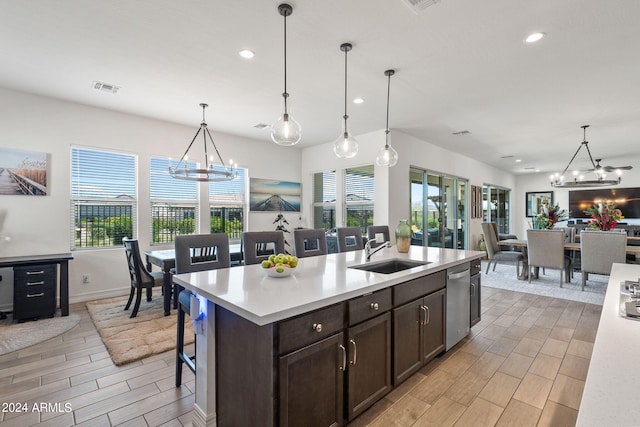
top-left (173, 247), bottom-right (484, 326)
top-left (576, 262), bottom-right (640, 427)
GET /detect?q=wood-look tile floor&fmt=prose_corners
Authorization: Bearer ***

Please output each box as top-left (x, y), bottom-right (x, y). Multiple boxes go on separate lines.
top-left (0, 286), bottom-right (600, 426)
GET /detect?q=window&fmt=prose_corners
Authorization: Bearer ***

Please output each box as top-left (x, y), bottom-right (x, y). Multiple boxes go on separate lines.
top-left (71, 147), bottom-right (137, 249)
top-left (209, 166), bottom-right (246, 240)
top-left (150, 157), bottom-right (198, 244)
top-left (313, 170), bottom-right (336, 231)
top-left (345, 165), bottom-right (375, 233)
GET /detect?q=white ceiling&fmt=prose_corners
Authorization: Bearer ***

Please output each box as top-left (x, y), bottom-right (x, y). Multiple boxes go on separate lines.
top-left (1, 0), bottom-right (639, 175)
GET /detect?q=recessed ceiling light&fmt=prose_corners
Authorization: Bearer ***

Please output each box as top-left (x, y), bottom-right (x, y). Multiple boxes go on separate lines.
top-left (253, 123), bottom-right (270, 129)
top-left (239, 49), bottom-right (255, 59)
top-left (525, 32), bottom-right (546, 43)
top-left (515, 159), bottom-right (522, 163)
top-left (353, 98), bottom-right (364, 104)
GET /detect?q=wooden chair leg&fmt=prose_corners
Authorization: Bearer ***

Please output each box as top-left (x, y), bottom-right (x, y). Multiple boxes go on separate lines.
top-left (485, 260), bottom-right (492, 274)
top-left (146, 287), bottom-right (152, 302)
top-left (130, 287), bottom-right (142, 318)
top-left (124, 287), bottom-right (135, 311)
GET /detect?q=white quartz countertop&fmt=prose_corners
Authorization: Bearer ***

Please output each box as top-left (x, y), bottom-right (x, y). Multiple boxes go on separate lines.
top-left (173, 245), bottom-right (484, 326)
top-left (576, 263), bottom-right (640, 427)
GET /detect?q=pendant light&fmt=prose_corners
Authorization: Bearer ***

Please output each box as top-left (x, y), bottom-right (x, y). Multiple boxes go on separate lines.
top-left (333, 43), bottom-right (358, 158)
top-left (169, 103), bottom-right (237, 182)
top-left (271, 3), bottom-right (302, 146)
top-left (375, 69), bottom-right (398, 167)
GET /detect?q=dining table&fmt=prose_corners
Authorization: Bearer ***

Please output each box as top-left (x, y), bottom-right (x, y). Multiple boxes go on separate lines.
top-left (144, 244), bottom-right (242, 315)
top-left (498, 238), bottom-right (640, 280)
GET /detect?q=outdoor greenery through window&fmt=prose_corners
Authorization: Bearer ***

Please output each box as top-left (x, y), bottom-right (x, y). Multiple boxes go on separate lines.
top-left (150, 157), bottom-right (198, 244)
top-left (345, 165), bottom-right (375, 233)
top-left (313, 170), bottom-right (336, 231)
top-left (209, 165), bottom-right (246, 240)
top-left (71, 147), bottom-right (137, 249)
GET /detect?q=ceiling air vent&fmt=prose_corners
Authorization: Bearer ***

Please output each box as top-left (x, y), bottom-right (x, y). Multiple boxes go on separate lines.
top-left (452, 130), bottom-right (470, 136)
top-left (253, 123), bottom-right (270, 130)
top-left (401, 0), bottom-right (440, 15)
top-left (92, 81), bottom-right (120, 94)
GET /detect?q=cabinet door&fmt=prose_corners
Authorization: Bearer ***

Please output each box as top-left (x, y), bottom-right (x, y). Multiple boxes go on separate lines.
top-left (393, 299), bottom-right (423, 385)
top-left (347, 313), bottom-right (391, 420)
top-left (470, 274), bottom-right (481, 327)
top-left (279, 332), bottom-right (345, 427)
top-left (423, 289), bottom-right (446, 363)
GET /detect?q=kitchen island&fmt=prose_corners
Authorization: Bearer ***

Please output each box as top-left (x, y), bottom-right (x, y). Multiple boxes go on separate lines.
top-left (173, 245), bottom-right (484, 427)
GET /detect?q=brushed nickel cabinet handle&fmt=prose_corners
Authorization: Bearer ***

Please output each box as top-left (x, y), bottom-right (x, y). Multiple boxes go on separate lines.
top-left (339, 345), bottom-right (347, 371)
top-left (470, 283), bottom-right (475, 296)
top-left (425, 305), bottom-right (430, 325)
top-left (312, 323), bottom-right (323, 333)
top-left (349, 339), bottom-right (357, 366)
top-left (26, 270), bottom-right (45, 275)
top-left (27, 281), bottom-right (45, 286)
top-left (370, 302), bottom-right (379, 311)
top-left (27, 293), bottom-right (45, 298)
top-left (420, 305), bottom-right (427, 325)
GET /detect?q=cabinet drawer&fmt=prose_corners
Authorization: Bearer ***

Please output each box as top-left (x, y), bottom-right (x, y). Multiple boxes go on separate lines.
top-left (349, 288), bottom-right (392, 326)
top-left (278, 302), bottom-right (346, 355)
top-left (14, 264), bottom-right (56, 282)
top-left (393, 271), bottom-right (446, 307)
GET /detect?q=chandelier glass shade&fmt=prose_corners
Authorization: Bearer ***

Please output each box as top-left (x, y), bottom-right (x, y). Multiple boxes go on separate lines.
top-left (271, 3), bottom-right (302, 146)
top-left (375, 69), bottom-right (398, 167)
top-left (169, 103), bottom-right (237, 182)
top-left (333, 42), bottom-right (358, 159)
top-left (550, 125), bottom-right (623, 188)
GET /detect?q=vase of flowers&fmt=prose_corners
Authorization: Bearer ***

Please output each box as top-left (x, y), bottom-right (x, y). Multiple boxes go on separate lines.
top-left (584, 202), bottom-right (623, 231)
top-left (533, 201), bottom-right (569, 229)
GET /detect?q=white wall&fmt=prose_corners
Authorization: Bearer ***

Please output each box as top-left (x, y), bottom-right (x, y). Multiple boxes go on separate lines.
top-left (300, 129), bottom-right (516, 251)
top-left (0, 87), bottom-right (301, 305)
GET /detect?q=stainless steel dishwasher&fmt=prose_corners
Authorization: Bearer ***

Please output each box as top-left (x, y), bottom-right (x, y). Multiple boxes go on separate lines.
top-left (446, 262), bottom-right (471, 350)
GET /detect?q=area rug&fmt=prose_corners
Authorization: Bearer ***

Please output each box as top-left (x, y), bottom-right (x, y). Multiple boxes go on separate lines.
top-left (481, 260), bottom-right (606, 305)
top-left (86, 294), bottom-right (194, 366)
top-left (0, 313), bottom-right (81, 356)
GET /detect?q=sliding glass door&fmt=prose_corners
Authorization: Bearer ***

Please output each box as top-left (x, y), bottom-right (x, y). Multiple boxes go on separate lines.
top-left (410, 168), bottom-right (468, 249)
top-left (483, 184), bottom-right (511, 234)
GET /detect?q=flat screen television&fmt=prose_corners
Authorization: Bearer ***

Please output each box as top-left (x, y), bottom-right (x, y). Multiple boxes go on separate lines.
top-left (568, 187), bottom-right (640, 219)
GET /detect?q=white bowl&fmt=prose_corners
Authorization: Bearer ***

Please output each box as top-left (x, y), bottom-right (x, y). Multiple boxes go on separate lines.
top-left (262, 265), bottom-right (295, 278)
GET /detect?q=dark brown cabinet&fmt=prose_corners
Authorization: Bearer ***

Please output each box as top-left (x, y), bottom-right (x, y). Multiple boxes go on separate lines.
top-left (279, 332), bottom-right (345, 427)
top-left (393, 288), bottom-right (446, 385)
top-left (470, 260), bottom-right (481, 327)
top-left (347, 312), bottom-right (392, 420)
top-left (13, 263), bottom-right (57, 321)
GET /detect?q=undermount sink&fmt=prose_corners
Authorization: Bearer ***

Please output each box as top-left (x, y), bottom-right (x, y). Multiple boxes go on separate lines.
top-left (349, 259), bottom-right (430, 274)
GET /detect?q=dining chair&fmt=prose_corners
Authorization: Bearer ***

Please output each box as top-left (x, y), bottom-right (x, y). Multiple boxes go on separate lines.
top-left (242, 231), bottom-right (285, 265)
top-left (481, 222), bottom-right (523, 276)
top-left (526, 229), bottom-right (572, 287)
top-left (174, 233), bottom-right (230, 387)
top-left (367, 225), bottom-right (390, 248)
top-left (580, 230), bottom-right (627, 291)
top-left (293, 228), bottom-right (328, 258)
top-left (336, 226), bottom-right (364, 252)
top-left (122, 238), bottom-right (164, 318)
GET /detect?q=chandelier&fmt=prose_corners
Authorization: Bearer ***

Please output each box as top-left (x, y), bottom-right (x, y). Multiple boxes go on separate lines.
top-left (550, 125), bottom-right (624, 188)
top-left (169, 103), bottom-right (237, 182)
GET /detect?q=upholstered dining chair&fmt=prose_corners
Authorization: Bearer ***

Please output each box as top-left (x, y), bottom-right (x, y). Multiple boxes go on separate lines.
top-left (481, 222), bottom-right (523, 276)
top-left (336, 226), bottom-right (364, 252)
top-left (242, 231), bottom-right (285, 265)
top-left (580, 230), bottom-right (627, 291)
top-left (293, 228), bottom-right (328, 258)
top-left (174, 233), bottom-right (230, 387)
top-left (526, 229), bottom-right (572, 287)
top-left (367, 225), bottom-right (390, 248)
top-left (123, 237), bottom-right (164, 318)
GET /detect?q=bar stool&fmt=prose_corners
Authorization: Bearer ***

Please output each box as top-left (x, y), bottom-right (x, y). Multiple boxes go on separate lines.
top-left (293, 228), bottom-right (328, 258)
top-left (242, 231), bottom-right (285, 265)
top-left (336, 226), bottom-right (364, 252)
top-left (174, 233), bottom-right (230, 387)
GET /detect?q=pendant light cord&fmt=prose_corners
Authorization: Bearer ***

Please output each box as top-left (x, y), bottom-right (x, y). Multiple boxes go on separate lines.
top-left (343, 47), bottom-right (349, 133)
top-left (282, 11), bottom-right (289, 114)
top-left (385, 71), bottom-right (392, 147)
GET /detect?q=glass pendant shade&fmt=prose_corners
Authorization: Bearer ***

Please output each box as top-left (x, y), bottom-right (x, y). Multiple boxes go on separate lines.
top-left (333, 130), bottom-right (358, 158)
top-left (375, 141), bottom-right (398, 167)
top-left (271, 112), bottom-right (302, 146)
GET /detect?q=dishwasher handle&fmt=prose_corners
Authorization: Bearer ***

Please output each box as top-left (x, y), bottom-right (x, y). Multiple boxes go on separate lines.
top-left (448, 269), bottom-right (470, 280)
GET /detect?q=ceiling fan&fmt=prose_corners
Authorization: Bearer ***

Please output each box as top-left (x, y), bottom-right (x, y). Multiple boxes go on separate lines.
top-left (585, 158), bottom-right (633, 173)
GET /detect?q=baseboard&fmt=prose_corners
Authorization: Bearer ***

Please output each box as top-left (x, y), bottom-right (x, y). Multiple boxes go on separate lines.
top-left (68, 288), bottom-right (130, 304)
